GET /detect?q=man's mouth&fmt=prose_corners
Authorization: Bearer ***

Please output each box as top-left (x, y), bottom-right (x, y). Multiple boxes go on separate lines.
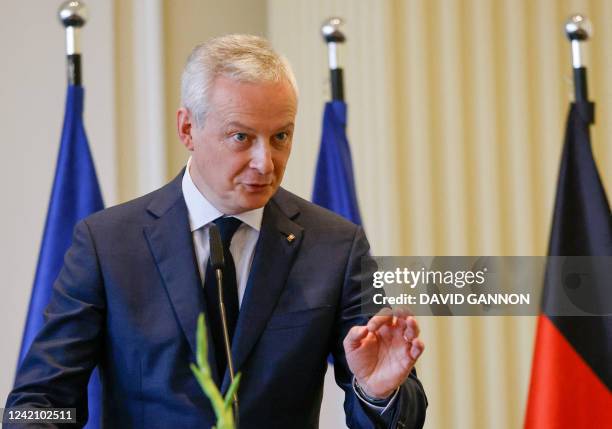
top-left (242, 183), bottom-right (271, 192)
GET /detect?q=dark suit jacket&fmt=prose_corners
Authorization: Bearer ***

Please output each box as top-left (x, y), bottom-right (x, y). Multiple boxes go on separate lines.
top-left (8, 172), bottom-right (427, 428)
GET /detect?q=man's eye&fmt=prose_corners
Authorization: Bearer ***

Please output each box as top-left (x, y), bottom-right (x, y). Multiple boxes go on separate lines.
top-left (233, 133), bottom-right (248, 143)
top-left (275, 132), bottom-right (288, 141)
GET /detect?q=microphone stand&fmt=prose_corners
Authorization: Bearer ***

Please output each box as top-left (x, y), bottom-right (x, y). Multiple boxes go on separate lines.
top-left (209, 224), bottom-right (239, 427)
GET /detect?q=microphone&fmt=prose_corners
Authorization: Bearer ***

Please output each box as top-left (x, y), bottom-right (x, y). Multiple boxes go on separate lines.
top-left (208, 223), bottom-right (239, 425)
top-left (209, 224), bottom-right (225, 270)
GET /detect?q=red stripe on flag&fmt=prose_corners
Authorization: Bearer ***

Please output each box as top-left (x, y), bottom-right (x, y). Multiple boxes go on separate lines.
top-left (525, 315), bottom-right (612, 428)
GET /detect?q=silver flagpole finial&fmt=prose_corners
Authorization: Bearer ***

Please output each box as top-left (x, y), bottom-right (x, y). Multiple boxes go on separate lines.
top-left (321, 17), bottom-right (345, 71)
top-left (59, 1), bottom-right (87, 28)
top-left (565, 14), bottom-right (591, 41)
top-left (321, 17), bottom-right (346, 44)
top-left (565, 14), bottom-right (592, 69)
top-left (58, 1), bottom-right (87, 56)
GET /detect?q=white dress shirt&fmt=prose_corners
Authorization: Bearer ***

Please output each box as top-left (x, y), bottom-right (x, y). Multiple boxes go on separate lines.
top-left (181, 158), bottom-right (263, 306)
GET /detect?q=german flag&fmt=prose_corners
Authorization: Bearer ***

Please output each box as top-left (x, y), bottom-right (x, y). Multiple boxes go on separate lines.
top-left (525, 100), bottom-right (612, 427)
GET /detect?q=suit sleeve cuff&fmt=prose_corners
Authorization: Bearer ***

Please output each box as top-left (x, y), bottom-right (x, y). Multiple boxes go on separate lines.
top-left (352, 376), bottom-right (400, 415)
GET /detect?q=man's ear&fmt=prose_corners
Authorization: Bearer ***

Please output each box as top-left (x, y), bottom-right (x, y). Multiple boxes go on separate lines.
top-left (177, 107), bottom-right (195, 151)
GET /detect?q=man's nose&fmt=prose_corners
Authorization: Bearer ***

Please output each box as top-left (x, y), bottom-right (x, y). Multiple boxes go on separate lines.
top-left (250, 139), bottom-right (274, 174)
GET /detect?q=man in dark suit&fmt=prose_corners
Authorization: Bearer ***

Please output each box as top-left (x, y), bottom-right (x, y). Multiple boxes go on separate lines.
top-left (8, 34), bottom-right (426, 428)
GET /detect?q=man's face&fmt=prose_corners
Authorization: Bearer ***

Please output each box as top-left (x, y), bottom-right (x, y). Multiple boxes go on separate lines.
top-left (178, 75), bottom-right (297, 214)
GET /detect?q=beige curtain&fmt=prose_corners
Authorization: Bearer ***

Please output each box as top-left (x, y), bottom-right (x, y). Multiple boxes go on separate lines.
top-left (267, 1), bottom-right (612, 428)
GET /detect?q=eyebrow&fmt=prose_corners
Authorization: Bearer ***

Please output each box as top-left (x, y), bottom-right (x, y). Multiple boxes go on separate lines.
top-left (225, 122), bottom-right (257, 133)
top-left (225, 121), bottom-right (295, 133)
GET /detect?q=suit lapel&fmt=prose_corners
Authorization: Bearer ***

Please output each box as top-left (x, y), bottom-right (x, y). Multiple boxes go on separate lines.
top-left (143, 174), bottom-right (221, 383)
top-left (221, 193), bottom-right (303, 392)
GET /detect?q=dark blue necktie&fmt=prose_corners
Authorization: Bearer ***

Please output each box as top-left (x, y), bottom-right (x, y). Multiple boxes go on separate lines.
top-left (204, 216), bottom-right (242, 379)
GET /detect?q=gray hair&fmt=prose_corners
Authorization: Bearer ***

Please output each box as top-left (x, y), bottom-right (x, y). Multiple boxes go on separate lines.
top-left (180, 34), bottom-right (298, 127)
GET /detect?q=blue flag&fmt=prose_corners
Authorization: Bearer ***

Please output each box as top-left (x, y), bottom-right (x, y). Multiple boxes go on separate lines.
top-left (17, 85), bottom-right (104, 428)
top-left (312, 100), bottom-right (362, 225)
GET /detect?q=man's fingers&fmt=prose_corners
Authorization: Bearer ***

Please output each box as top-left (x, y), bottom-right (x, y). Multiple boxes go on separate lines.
top-left (395, 317), bottom-right (407, 332)
top-left (393, 306), bottom-right (414, 319)
top-left (366, 307), bottom-right (394, 332)
top-left (409, 338), bottom-right (425, 361)
top-left (343, 325), bottom-right (369, 351)
top-left (403, 317), bottom-right (420, 341)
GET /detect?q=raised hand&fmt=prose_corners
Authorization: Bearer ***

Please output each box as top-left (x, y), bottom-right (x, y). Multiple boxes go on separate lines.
top-left (343, 308), bottom-right (424, 399)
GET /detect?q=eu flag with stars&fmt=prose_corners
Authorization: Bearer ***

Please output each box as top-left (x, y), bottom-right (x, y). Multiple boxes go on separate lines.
top-left (17, 85), bottom-right (104, 428)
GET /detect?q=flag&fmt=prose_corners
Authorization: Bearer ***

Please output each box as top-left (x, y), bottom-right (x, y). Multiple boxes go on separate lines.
top-left (525, 100), bottom-right (612, 427)
top-left (313, 100), bottom-right (362, 368)
top-left (312, 100), bottom-right (362, 225)
top-left (17, 85), bottom-right (104, 428)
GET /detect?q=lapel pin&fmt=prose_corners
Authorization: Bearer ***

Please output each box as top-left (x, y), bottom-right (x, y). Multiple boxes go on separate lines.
top-left (286, 233), bottom-right (295, 243)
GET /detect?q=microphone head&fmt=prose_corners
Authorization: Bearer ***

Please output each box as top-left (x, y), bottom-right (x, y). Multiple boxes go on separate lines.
top-left (208, 223), bottom-right (225, 270)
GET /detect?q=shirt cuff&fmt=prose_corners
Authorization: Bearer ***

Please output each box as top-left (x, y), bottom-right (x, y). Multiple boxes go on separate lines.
top-left (352, 376), bottom-right (400, 415)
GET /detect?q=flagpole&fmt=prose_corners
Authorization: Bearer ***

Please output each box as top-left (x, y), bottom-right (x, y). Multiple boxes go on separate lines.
top-left (565, 14), bottom-right (592, 104)
top-left (58, 0), bottom-right (88, 86)
top-left (321, 17), bottom-right (346, 101)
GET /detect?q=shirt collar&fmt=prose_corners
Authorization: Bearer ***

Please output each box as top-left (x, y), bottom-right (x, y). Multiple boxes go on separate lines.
top-left (181, 157), bottom-right (264, 232)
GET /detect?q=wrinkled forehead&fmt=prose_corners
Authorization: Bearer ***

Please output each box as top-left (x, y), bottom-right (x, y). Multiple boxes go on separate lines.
top-left (205, 76), bottom-right (297, 129)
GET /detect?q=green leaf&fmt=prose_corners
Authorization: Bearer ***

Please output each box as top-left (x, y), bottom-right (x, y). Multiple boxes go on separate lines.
top-left (191, 312), bottom-right (238, 428)
top-left (223, 372), bottom-right (242, 410)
